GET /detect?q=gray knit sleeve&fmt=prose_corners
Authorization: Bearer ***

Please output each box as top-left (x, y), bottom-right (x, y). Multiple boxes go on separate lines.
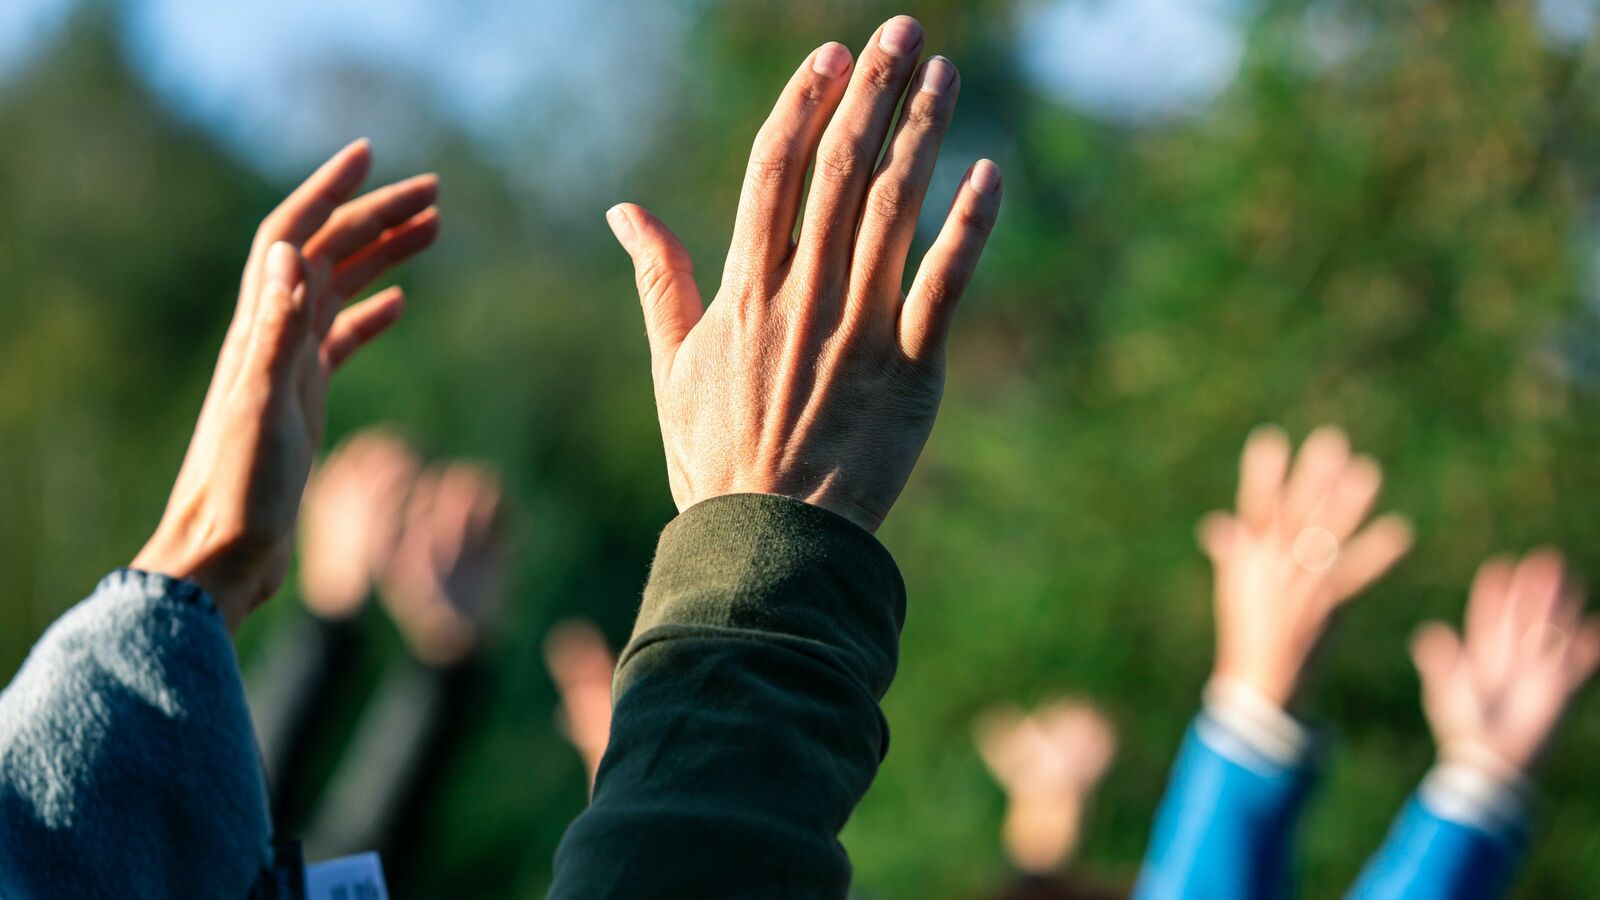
top-left (0, 569), bottom-right (272, 899)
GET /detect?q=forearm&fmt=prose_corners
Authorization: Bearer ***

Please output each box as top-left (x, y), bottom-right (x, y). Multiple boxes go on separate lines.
top-left (1348, 761), bottom-right (1529, 900)
top-left (0, 569), bottom-right (273, 898)
top-left (1135, 684), bottom-right (1320, 900)
top-left (247, 612), bottom-right (363, 821)
top-left (306, 657), bottom-right (473, 859)
top-left (549, 494), bottom-right (906, 899)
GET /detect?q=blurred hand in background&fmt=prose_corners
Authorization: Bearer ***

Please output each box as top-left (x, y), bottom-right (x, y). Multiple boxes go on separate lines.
top-left (1199, 425), bottom-right (1414, 708)
top-left (975, 699), bottom-right (1117, 876)
top-left (606, 15), bottom-right (1003, 533)
top-left (133, 140), bottom-right (441, 629)
top-left (297, 430), bottom-right (420, 620)
top-left (544, 620), bottom-right (617, 789)
top-left (1412, 550), bottom-right (1600, 774)
top-left (378, 462), bottom-right (506, 667)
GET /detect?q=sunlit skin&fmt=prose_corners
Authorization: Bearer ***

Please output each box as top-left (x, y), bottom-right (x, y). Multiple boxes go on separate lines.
top-left (132, 140), bottom-right (440, 630)
top-left (1200, 426), bottom-right (1414, 708)
top-left (1413, 550), bottom-right (1600, 773)
top-left (606, 15), bottom-right (1003, 533)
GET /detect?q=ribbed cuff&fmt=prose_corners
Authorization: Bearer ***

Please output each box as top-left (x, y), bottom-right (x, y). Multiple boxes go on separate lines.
top-left (626, 493), bottom-right (906, 699)
top-left (109, 567), bottom-right (220, 616)
top-left (1199, 677), bottom-right (1316, 772)
top-left (1419, 743), bottom-right (1535, 836)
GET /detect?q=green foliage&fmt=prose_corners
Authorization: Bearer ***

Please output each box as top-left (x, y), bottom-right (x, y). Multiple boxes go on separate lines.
top-left (3, 2), bottom-right (1600, 897)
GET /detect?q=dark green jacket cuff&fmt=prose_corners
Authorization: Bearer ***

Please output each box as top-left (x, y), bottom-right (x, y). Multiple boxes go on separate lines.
top-left (623, 492), bottom-right (906, 703)
top-left (550, 493), bottom-right (907, 899)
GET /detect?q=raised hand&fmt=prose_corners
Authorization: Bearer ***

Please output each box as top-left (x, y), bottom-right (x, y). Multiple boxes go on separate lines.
top-left (606, 15), bottom-right (1003, 532)
top-left (975, 701), bottom-right (1117, 800)
top-left (132, 140), bottom-right (440, 630)
top-left (1412, 550), bottom-right (1600, 773)
top-left (544, 620), bottom-right (617, 788)
top-left (297, 430), bottom-right (420, 620)
top-left (975, 700), bottom-right (1117, 874)
top-left (1200, 426), bottom-right (1414, 707)
top-left (378, 462), bottom-right (506, 667)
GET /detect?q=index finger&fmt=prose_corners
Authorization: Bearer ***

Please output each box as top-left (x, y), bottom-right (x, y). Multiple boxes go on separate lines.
top-left (257, 139), bottom-right (373, 251)
top-left (240, 140), bottom-right (374, 314)
top-left (1236, 425), bottom-right (1290, 531)
top-left (724, 43), bottom-right (853, 287)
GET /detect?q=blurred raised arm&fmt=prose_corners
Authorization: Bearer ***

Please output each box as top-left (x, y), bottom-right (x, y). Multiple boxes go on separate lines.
top-left (1136, 426), bottom-right (1412, 900)
top-left (0, 141), bottom-right (438, 898)
top-left (551, 15), bottom-right (1001, 898)
top-left (1351, 551), bottom-right (1600, 899)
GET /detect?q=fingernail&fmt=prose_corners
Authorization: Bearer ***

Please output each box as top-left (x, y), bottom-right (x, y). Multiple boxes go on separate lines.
top-left (266, 241), bottom-right (299, 286)
top-left (812, 42), bottom-right (851, 78)
top-left (606, 205), bottom-right (637, 253)
top-left (879, 16), bottom-right (922, 56)
top-left (969, 159), bottom-right (1001, 196)
top-left (919, 56), bottom-right (955, 95)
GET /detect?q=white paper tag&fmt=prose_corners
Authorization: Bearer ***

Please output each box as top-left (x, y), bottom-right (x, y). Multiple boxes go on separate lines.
top-left (304, 851), bottom-right (390, 900)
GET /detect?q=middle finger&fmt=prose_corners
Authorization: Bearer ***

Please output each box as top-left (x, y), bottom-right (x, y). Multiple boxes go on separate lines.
top-left (793, 16), bottom-right (925, 292)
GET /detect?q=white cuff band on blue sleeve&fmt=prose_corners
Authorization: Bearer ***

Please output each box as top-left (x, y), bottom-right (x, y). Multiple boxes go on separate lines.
top-left (1199, 677), bottom-right (1314, 771)
top-left (1418, 744), bottom-right (1532, 836)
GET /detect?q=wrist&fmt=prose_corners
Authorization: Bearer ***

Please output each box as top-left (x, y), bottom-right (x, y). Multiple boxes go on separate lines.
top-left (1208, 662), bottom-right (1298, 710)
top-left (1001, 795), bottom-right (1081, 875)
top-left (133, 523), bottom-right (283, 631)
top-left (1438, 740), bottom-right (1535, 787)
top-left (688, 487), bottom-right (885, 535)
top-left (1202, 674), bottom-right (1314, 768)
top-left (1420, 745), bottom-right (1535, 835)
top-left (796, 487), bottom-right (885, 534)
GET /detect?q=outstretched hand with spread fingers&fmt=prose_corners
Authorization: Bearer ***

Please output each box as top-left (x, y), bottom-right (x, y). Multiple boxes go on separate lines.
top-left (607, 15), bottom-right (1002, 532)
top-left (379, 462), bottom-right (506, 667)
top-left (1201, 426), bottom-right (1414, 707)
top-left (298, 429), bottom-right (421, 620)
top-left (134, 140), bottom-right (440, 629)
top-left (1412, 550), bottom-right (1600, 773)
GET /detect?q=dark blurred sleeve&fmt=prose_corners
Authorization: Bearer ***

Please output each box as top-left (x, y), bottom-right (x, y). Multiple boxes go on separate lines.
top-left (0, 569), bottom-right (274, 899)
top-left (303, 656), bottom-right (475, 862)
top-left (247, 613), bottom-right (361, 824)
top-left (548, 493), bottom-right (906, 900)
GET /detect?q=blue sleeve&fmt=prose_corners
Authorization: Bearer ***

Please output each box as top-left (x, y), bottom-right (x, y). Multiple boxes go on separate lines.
top-left (1134, 714), bottom-right (1319, 900)
top-left (0, 569), bottom-right (273, 899)
top-left (1347, 795), bottom-right (1525, 900)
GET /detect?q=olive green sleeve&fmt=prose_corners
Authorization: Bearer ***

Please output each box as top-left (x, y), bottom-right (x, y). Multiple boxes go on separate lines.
top-left (549, 493), bottom-right (906, 899)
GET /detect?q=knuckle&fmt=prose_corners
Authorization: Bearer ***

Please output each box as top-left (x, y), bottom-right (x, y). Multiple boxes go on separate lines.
top-left (795, 78), bottom-right (829, 110)
top-left (255, 213), bottom-right (285, 242)
top-left (866, 178), bottom-right (915, 222)
top-left (861, 59), bottom-right (899, 90)
top-left (922, 268), bottom-right (966, 303)
top-left (955, 203), bottom-right (996, 235)
top-left (903, 99), bottom-right (945, 132)
top-left (816, 144), bottom-right (866, 185)
top-left (745, 141), bottom-right (796, 189)
top-left (636, 255), bottom-right (685, 304)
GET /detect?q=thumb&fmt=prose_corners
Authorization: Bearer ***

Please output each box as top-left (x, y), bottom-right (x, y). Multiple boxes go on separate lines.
top-left (607, 203), bottom-right (704, 372)
top-left (1410, 621), bottom-right (1463, 684)
top-left (1196, 511), bottom-right (1236, 563)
